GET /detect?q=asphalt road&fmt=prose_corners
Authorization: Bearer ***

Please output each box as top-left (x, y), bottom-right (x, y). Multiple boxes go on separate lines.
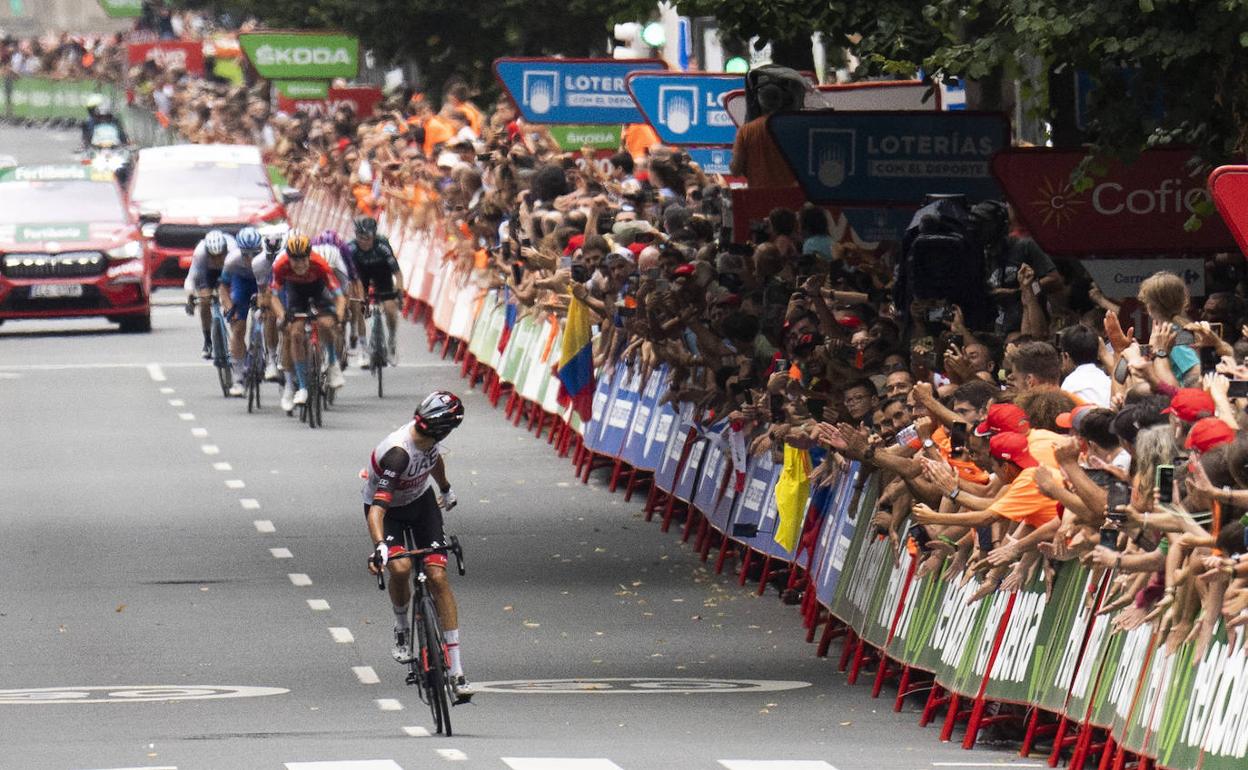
top-left (0, 123), bottom-right (1028, 770)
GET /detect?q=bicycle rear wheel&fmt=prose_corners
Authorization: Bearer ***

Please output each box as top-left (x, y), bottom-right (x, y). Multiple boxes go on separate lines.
top-left (421, 595), bottom-right (452, 736)
top-left (307, 341), bottom-right (322, 429)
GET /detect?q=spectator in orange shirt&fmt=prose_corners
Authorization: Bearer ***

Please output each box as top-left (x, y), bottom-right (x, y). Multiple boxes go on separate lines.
top-left (729, 81), bottom-right (797, 188)
top-left (445, 82), bottom-right (484, 137)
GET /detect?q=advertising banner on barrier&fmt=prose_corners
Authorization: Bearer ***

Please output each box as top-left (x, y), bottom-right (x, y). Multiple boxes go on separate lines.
top-left (582, 364), bottom-right (622, 456)
top-left (994, 148), bottom-right (1234, 256)
top-left (597, 363), bottom-right (642, 457)
top-left (7, 78), bottom-right (117, 121)
top-left (493, 58), bottom-right (667, 125)
top-left (618, 369), bottom-right (660, 470)
top-left (1025, 566), bottom-right (1099, 713)
top-left (276, 84), bottom-right (385, 118)
top-left (626, 72), bottom-right (740, 146)
top-left (686, 148), bottom-right (733, 176)
top-left (810, 465), bottom-right (862, 607)
top-left (767, 111), bottom-right (1010, 206)
top-left (127, 41), bottom-right (206, 76)
top-left (727, 450), bottom-right (777, 540)
top-left (239, 31), bottom-right (360, 80)
top-left (694, 437), bottom-right (730, 527)
top-left (653, 404), bottom-right (695, 494)
top-left (549, 125), bottom-right (623, 152)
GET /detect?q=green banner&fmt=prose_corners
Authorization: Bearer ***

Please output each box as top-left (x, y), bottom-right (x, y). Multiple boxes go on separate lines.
top-left (549, 125), bottom-right (623, 152)
top-left (213, 57), bottom-right (245, 86)
top-left (1027, 566), bottom-right (1099, 713)
top-left (7, 78), bottom-right (120, 121)
top-left (1, 165), bottom-right (90, 182)
top-left (274, 80), bottom-right (330, 99)
top-left (17, 223), bottom-right (89, 242)
top-left (98, 0), bottom-right (143, 18)
top-left (1153, 633), bottom-right (1248, 770)
top-left (238, 32), bottom-right (359, 80)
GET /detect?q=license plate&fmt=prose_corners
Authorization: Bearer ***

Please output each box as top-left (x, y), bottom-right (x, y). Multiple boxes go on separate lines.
top-left (30, 283), bottom-right (84, 299)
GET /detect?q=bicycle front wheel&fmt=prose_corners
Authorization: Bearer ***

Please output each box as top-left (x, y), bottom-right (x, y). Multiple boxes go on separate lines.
top-left (421, 596), bottom-right (452, 736)
top-left (212, 320), bottom-right (231, 398)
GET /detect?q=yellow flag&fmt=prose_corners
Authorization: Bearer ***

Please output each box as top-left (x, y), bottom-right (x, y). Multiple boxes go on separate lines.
top-left (773, 444), bottom-right (811, 552)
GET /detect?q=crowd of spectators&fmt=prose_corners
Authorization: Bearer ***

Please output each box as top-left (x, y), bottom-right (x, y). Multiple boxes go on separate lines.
top-left (11, 10), bottom-right (1248, 659)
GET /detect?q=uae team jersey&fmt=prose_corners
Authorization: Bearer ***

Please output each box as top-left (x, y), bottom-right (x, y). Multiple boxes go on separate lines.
top-left (361, 421), bottom-right (444, 507)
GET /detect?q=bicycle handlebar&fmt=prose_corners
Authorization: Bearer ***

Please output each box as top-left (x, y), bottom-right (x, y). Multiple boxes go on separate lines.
top-left (373, 534), bottom-right (465, 591)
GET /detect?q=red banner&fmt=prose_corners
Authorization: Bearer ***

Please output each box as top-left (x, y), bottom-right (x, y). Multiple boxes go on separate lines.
top-left (276, 86), bottom-right (384, 118)
top-left (126, 41), bottom-right (205, 76)
top-left (992, 148), bottom-right (1235, 256)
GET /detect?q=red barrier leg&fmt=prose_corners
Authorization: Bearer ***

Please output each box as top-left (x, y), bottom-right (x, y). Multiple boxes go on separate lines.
top-left (660, 497), bottom-right (680, 532)
top-left (961, 693), bottom-right (988, 749)
top-left (737, 548), bottom-right (752, 586)
top-left (756, 555), bottom-right (772, 596)
top-left (893, 665), bottom-right (912, 712)
top-left (846, 637), bottom-right (868, 685)
top-left (939, 692), bottom-right (962, 742)
top-left (693, 517), bottom-right (708, 553)
top-left (1047, 717), bottom-right (1068, 767)
top-left (871, 655), bottom-right (890, 698)
top-left (608, 460), bottom-right (625, 492)
top-left (815, 616), bottom-right (840, 657)
top-left (512, 399), bottom-right (526, 426)
top-left (1021, 708), bottom-right (1041, 757)
top-left (681, 507), bottom-right (698, 542)
top-left (1070, 724), bottom-right (1093, 770)
top-left (713, 537), bottom-right (731, 573)
top-left (643, 486), bottom-right (660, 520)
top-left (1100, 736), bottom-right (1116, 770)
top-left (698, 528), bottom-right (715, 561)
top-left (919, 683), bottom-right (944, 727)
top-left (837, 628), bottom-right (857, 672)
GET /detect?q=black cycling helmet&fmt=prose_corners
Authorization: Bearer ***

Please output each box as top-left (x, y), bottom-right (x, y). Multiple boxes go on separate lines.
top-left (354, 216), bottom-right (378, 238)
top-left (414, 391), bottom-right (464, 440)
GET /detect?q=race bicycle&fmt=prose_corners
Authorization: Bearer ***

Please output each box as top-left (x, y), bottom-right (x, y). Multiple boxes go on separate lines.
top-left (374, 534), bottom-right (466, 736)
top-left (198, 294), bottom-right (232, 398)
top-left (244, 299), bottom-right (267, 413)
top-left (365, 291), bottom-right (390, 397)
top-left (288, 311), bottom-right (328, 429)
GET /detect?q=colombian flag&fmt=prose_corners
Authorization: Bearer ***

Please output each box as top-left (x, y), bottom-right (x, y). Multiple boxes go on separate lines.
top-left (556, 292), bottom-right (595, 421)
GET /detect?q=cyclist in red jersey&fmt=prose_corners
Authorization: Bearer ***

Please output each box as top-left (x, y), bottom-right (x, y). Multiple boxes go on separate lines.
top-left (270, 232), bottom-right (347, 407)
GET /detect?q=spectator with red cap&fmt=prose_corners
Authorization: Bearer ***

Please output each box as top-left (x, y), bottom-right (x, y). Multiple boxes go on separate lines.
top-left (1185, 417), bottom-right (1236, 454)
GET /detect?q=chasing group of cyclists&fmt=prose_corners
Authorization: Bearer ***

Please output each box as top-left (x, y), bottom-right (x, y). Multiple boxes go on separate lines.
top-left (184, 216), bottom-right (404, 412)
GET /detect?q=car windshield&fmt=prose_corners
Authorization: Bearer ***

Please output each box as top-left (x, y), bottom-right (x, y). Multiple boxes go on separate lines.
top-left (131, 160), bottom-right (273, 202)
top-left (0, 181), bottom-right (127, 224)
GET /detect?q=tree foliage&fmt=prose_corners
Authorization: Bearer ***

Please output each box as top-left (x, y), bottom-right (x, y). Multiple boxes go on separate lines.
top-left (177, 0), bottom-right (654, 97)
top-left (673, 0), bottom-right (1248, 162)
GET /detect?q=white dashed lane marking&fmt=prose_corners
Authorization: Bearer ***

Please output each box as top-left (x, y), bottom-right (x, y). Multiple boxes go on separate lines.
top-left (723, 758), bottom-right (838, 763)
top-left (225, 479), bottom-right (245, 489)
top-left (402, 725), bottom-right (430, 737)
top-left (239, 498), bottom-right (260, 509)
top-left (437, 751), bottom-right (468, 762)
top-left (146, 363), bottom-right (166, 382)
top-left (191, 428), bottom-right (208, 438)
top-left (329, 627), bottom-right (355, 644)
top-left (254, 520), bottom-right (275, 533)
top-left (307, 599), bottom-right (330, 611)
top-left (288, 573), bottom-right (312, 586)
top-left (375, 698), bottom-right (403, 711)
top-left (284, 762), bottom-right (403, 770)
top-left (200, 444), bottom-right (220, 455)
top-left (178, 412), bottom-right (195, 421)
top-left (213, 462), bottom-right (232, 471)
top-left (502, 761), bottom-right (615, 770)
top-left (159, 387), bottom-right (175, 395)
top-left (270, 548), bottom-right (293, 559)
top-left (168, 399), bottom-right (185, 407)
top-left (352, 666), bottom-right (379, 685)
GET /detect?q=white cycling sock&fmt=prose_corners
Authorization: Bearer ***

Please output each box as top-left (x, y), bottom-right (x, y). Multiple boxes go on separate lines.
top-left (392, 604), bottom-right (409, 630)
top-left (444, 628), bottom-right (462, 676)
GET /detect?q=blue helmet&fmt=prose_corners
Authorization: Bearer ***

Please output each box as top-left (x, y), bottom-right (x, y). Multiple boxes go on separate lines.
top-left (236, 226), bottom-right (262, 252)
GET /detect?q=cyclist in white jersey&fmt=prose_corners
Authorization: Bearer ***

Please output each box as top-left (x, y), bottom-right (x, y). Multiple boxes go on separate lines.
top-left (254, 229), bottom-right (294, 409)
top-left (363, 391), bottom-right (474, 700)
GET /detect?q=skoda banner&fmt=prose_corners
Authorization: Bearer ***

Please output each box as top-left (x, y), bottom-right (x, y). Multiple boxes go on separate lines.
top-left (767, 111), bottom-right (1009, 206)
top-left (98, 0), bottom-right (143, 17)
top-left (548, 125), bottom-right (622, 153)
top-left (994, 148), bottom-right (1235, 255)
top-left (626, 72), bottom-right (741, 146)
top-left (239, 31), bottom-right (359, 80)
top-left (493, 57), bottom-right (667, 125)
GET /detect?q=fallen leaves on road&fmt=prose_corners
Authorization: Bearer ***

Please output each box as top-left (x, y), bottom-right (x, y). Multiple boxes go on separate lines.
top-left (522, 620), bottom-right (540, 628)
top-left (115, 604), bottom-right (126, 613)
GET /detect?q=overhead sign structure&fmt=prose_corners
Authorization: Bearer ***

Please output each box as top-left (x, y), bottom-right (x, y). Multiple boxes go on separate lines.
top-left (724, 81), bottom-right (937, 128)
top-left (127, 41), bottom-right (206, 77)
top-left (98, 0), bottom-right (142, 18)
top-left (767, 111), bottom-right (1009, 206)
top-left (493, 57), bottom-right (666, 125)
top-left (627, 72), bottom-right (740, 146)
top-left (275, 84), bottom-right (383, 118)
top-left (238, 31), bottom-right (359, 80)
top-left (994, 149), bottom-right (1235, 256)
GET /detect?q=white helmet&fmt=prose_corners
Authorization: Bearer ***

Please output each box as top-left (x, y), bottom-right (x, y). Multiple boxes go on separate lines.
top-left (204, 230), bottom-right (228, 256)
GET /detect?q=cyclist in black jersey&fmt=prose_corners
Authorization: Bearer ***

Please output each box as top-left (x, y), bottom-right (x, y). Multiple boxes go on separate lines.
top-left (351, 216), bottom-right (404, 364)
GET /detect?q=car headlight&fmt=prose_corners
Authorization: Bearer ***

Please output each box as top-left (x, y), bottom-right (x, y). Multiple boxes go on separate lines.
top-left (107, 241), bottom-right (144, 260)
top-left (141, 223), bottom-right (159, 238)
